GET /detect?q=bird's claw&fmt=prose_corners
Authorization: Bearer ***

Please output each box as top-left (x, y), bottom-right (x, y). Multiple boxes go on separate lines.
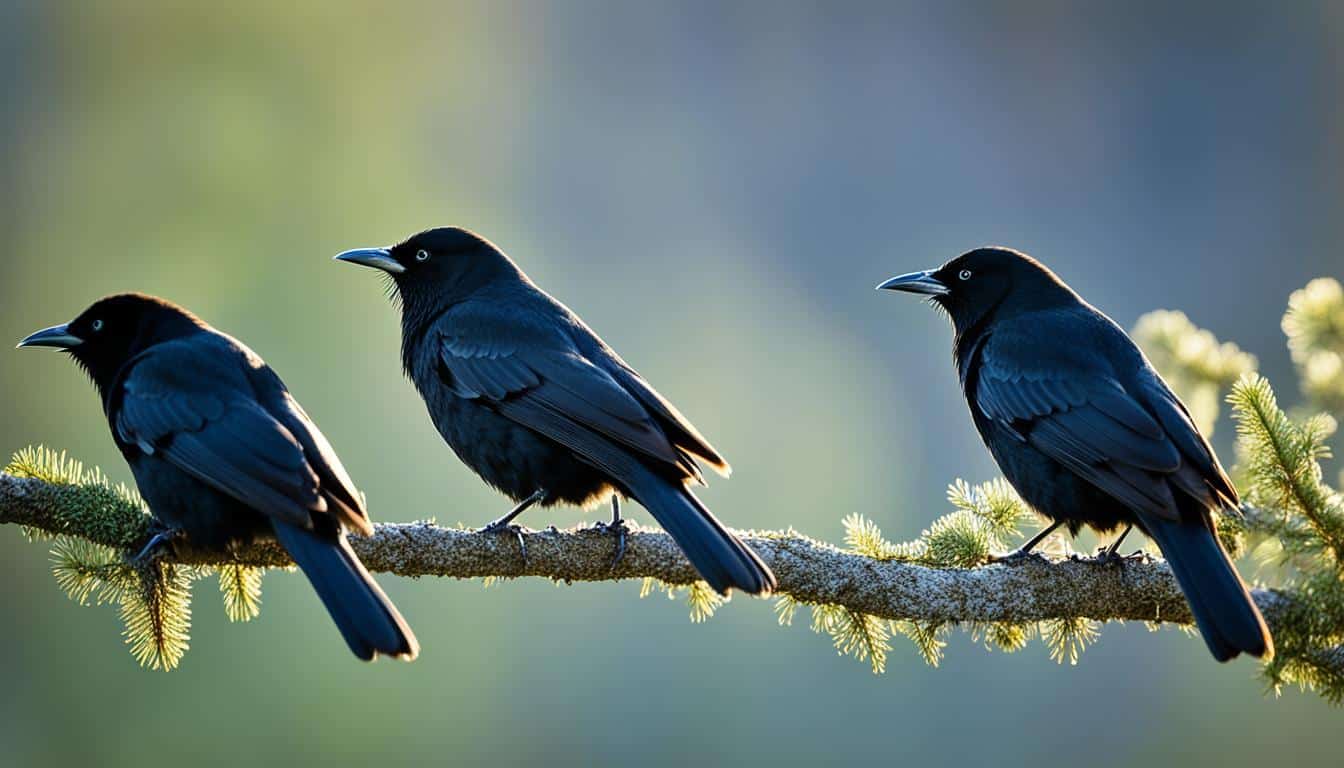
top-left (481, 521), bottom-right (528, 564)
top-left (988, 548), bottom-right (1047, 565)
top-left (593, 518), bottom-right (631, 572)
top-left (1092, 545), bottom-right (1149, 567)
top-left (127, 526), bottom-right (185, 567)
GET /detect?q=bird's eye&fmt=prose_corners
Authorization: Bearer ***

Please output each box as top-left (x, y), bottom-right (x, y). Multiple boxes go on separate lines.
top-left (958, 269), bottom-right (972, 281)
top-left (415, 250), bottom-right (430, 262)
top-left (91, 319), bottom-right (104, 332)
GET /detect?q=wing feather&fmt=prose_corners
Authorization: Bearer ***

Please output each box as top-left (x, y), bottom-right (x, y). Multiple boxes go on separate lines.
top-left (976, 340), bottom-right (1196, 521)
top-left (436, 307), bottom-right (711, 482)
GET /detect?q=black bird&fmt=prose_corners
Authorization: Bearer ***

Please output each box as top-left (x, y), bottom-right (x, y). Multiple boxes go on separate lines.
top-left (335, 227), bottom-right (776, 595)
top-left (18, 294), bottom-right (418, 661)
top-left (879, 248), bottom-right (1271, 661)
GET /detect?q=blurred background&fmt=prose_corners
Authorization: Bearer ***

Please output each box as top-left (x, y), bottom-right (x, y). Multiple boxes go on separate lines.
top-left (1, 1), bottom-right (1340, 765)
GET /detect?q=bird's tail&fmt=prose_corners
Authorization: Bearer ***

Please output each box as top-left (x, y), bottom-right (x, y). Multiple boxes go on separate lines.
top-left (273, 520), bottom-right (419, 661)
top-left (1142, 513), bottom-right (1271, 662)
top-left (623, 467), bottom-right (775, 595)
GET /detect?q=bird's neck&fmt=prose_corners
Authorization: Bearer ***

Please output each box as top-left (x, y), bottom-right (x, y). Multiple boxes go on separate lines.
top-left (950, 292), bottom-right (1009, 374)
top-left (398, 299), bottom-right (451, 375)
top-left (953, 323), bottom-right (987, 383)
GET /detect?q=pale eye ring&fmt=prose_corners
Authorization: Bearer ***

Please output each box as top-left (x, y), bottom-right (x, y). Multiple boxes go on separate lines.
top-left (958, 269), bottom-right (972, 281)
top-left (415, 249), bottom-right (430, 262)
top-left (91, 319), bottom-right (104, 332)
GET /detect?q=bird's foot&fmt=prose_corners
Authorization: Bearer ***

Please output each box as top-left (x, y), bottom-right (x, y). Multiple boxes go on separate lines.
top-left (592, 518), bottom-right (631, 572)
top-left (480, 520), bottom-right (528, 564)
top-left (1093, 546), bottom-right (1149, 566)
top-left (127, 525), bottom-right (186, 567)
top-left (988, 548), bottom-right (1048, 565)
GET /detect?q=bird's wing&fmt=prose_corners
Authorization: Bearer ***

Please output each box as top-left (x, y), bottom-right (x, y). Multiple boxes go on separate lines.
top-left (1133, 370), bottom-right (1239, 508)
top-left (247, 358), bottom-right (373, 534)
top-left (976, 330), bottom-right (1201, 521)
top-left (602, 359), bottom-right (730, 477)
top-left (434, 304), bottom-right (701, 480)
top-left (114, 338), bottom-right (353, 532)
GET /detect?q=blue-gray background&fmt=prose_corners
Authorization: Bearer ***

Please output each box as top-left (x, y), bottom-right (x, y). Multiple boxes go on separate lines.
top-left (0, 2), bottom-right (1339, 766)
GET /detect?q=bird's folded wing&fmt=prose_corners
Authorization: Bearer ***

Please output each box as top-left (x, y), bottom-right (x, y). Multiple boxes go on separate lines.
top-left (975, 340), bottom-right (1194, 520)
top-left (435, 308), bottom-right (700, 479)
top-left (114, 343), bottom-right (328, 530)
top-left (1134, 372), bottom-right (1239, 508)
top-left (250, 365), bottom-right (372, 534)
top-left (603, 360), bottom-right (730, 477)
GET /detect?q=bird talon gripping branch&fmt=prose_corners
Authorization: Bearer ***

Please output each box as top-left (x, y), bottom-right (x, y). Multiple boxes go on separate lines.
top-left (481, 521), bottom-right (529, 565)
top-left (127, 526), bottom-right (185, 567)
top-left (592, 495), bottom-right (631, 571)
top-left (1093, 546), bottom-right (1149, 568)
top-left (594, 519), bottom-right (632, 572)
top-left (988, 550), bottom-right (1049, 566)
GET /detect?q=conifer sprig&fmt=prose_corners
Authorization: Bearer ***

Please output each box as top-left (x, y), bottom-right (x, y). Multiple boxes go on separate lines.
top-left (1133, 310), bottom-right (1257, 434)
top-left (1284, 278), bottom-right (1344, 414)
top-left (4, 447), bottom-right (258, 670)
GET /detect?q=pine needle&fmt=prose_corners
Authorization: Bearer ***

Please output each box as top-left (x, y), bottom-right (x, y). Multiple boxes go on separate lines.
top-left (218, 564), bottom-right (264, 622)
top-left (120, 563), bottom-right (196, 671)
top-left (1041, 617), bottom-right (1100, 666)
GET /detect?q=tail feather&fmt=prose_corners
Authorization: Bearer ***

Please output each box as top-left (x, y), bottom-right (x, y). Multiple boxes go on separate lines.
top-left (625, 467), bottom-right (776, 596)
top-left (1142, 514), bottom-right (1271, 662)
top-left (273, 520), bottom-right (419, 661)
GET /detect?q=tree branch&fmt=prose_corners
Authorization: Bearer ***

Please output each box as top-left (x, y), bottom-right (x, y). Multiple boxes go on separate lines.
top-left (0, 471), bottom-right (1294, 628)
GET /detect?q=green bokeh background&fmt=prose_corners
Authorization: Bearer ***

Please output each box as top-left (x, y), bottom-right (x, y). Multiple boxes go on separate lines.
top-left (1, 2), bottom-right (1340, 766)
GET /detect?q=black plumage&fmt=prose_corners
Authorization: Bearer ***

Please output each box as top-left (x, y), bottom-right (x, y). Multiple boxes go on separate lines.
top-left (336, 227), bottom-right (775, 595)
top-left (880, 247), bottom-right (1271, 661)
top-left (19, 294), bottom-right (418, 661)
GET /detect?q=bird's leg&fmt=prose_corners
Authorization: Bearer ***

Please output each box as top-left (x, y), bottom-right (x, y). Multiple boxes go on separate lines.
top-left (1100, 525), bottom-right (1131, 560)
top-left (481, 488), bottom-right (547, 563)
top-left (1096, 525), bottom-right (1145, 564)
top-left (594, 495), bottom-right (630, 572)
top-left (990, 520), bottom-right (1063, 563)
top-left (482, 489), bottom-right (545, 530)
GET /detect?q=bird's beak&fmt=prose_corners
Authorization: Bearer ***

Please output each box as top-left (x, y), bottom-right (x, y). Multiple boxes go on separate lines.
top-left (333, 247), bottom-right (405, 274)
top-left (876, 270), bottom-right (949, 296)
top-left (17, 323), bottom-right (84, 350)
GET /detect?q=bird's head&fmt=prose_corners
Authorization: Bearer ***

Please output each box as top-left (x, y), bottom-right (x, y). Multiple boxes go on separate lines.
top-left (878, 247), bottom-right (1077, 331)
top-left (18, 293), bottom-right (204, 391)
top-left (335, 227), bottom-right (524, 314)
